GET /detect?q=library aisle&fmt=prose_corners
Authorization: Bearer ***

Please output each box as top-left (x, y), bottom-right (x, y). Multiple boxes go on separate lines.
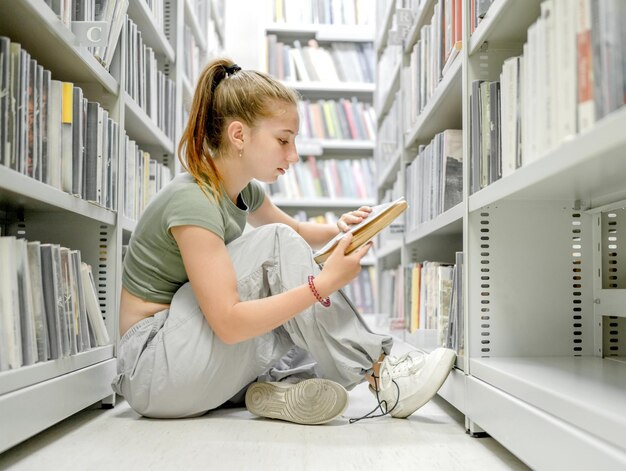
top-left (0, 339), bottom-right (527, 471)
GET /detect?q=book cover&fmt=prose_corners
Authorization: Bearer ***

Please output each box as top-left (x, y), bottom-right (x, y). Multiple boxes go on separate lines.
top-left (27, 241), bottom-right (50, 361)
top-left (313, 197), bottom-right (408, 264)
top-left (80, 262), bottom-right (110, 347)
top-left (16, 238), bottom-right (38, 365)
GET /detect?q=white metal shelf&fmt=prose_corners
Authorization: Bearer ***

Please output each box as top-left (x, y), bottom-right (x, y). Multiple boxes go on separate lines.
top-left (403, 0), bottom-right (436, 54)
top-left (270, 197), bottom-right (376, 209)
top-left (375, 61), bottom-right (401, 126)
top-left (467, 374), bottom-right (626, 470)
top-left (284, 80), bottom-right (375, 95)
top-left (0, 358), bottom-right (116, 453)
top-left (470, 356), bottom-right (626, 454)
top-left (469, 107), bottom-right (626, 212)
top-left (375, 0), bottom-right (396, 56)
top-left (297, 139), bottom-right (375, 155)
top-left (266, 23), bottom-right (374, 42)
top-left (128, 0), bottom-right (175, 62)
top-left (184, 0), bottom-right (207, 52)
top-left (376, 238), bottom-right (403, 260)
top-left (121, 215), bottom-right (137, 234)
top-left (0, 346), bottom-right (114, 396)
top-left (0, 167), bottom-right (116, 225)
top-left (377, 148), bottom-right (402, 190)
top-left (404, 57), bottom-right (462, 148)
top-left (469, 0), bottom-right (542, 55)
top-left (0, 0), bottom-right (117, 96)
top-left (124, 91), bottom-right (175, 155)
top-left (405, 203), bottom-right (464, 246)
top-left (210, 1), bottom-right (225, 45)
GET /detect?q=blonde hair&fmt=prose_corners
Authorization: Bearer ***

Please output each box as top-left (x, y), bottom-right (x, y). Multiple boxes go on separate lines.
top-left (178, 58), bottom-right (299, 199)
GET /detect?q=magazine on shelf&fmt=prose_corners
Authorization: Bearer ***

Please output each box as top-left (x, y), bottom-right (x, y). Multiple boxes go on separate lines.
top-left (313, 197), bottom-right (408, 264)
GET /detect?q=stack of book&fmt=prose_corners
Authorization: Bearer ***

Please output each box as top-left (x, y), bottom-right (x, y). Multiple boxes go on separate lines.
top-left (405, 129), bottom-right (463, 230)
top-left (470, 0), bottom-right (626, 193)
top-left (123, 142), bottom-right (171, 221)
top-left (406, 252), bottom-right (463, 353)
top-left (268, 156), bottom-right (376, 200)
top-left (298, 98), bottom-right (376, 141)
top-left (404, 0), bottom-right (462, 132)
top-left (267, 36), bottom-right (374, 83)
top-left (0, 37), bottom-right (119, 210)
top-left (125, 16), bottom-right (176, 140)
top-left (0, 237), bottom-right (110, 372)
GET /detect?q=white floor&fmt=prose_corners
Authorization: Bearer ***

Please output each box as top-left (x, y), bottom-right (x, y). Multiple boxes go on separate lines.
top-left (0, 380), bottom-right (529, 471)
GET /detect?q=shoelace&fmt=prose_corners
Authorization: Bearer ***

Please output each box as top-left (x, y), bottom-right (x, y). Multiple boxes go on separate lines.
top-left (348, 350), bottom-right (427, 424)
top-left (348, 373), bottom-right (400, 424)
top-left (379, 351), bottom-right (426, 390)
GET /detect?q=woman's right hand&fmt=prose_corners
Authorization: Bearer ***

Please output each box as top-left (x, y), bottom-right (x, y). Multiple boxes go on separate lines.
top-left (315, 233), bottom-right (373, 296)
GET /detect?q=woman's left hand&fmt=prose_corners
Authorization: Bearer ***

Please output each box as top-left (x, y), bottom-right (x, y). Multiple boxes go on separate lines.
top-left (337, 206), bottom-right (373, 232)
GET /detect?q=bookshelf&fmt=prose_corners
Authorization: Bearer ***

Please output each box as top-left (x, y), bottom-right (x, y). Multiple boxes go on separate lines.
top-left (376, 0), bottom-right (626, 468)
top-left (0, 0), bottom-right (220, 453)
top-left (235, 0), bottom-right (378, 313)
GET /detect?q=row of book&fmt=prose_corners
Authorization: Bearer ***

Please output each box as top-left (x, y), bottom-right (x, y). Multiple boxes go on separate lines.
top-left (123, 145), bottom-right (171, 221)
top-left (266, 37), bottom-right (375, 83)
top-left (298, 98), bottom-right (376, 141)
top-left (407, 255), bottom-right (463, 351)
top-left (0, 37), bottom-right (118, 210)
top-left (267, 156), bottom-right (376, 200)
top-left (47, 0), bottom-right (128, 70)
top-left (470, 0), bottom-right (626, 193)
top-left (403, 0), bottom-right (462, 132)
top-left (405, 129), bottom-right (463, 230)
top-left (0, 237), bottom-right (110, 372)
top-left (342, 266), bottom-right (376, 314)
top-left (273, 0), bottom-right (375, 25)
top-left (125, 16), bottom-right (176, 141)
top-left (381, 254), bottom-right (464, 352)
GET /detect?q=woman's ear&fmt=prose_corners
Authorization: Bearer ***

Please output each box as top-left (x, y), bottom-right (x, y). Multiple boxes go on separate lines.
top-left (226, 120), bottom-right (245, 151)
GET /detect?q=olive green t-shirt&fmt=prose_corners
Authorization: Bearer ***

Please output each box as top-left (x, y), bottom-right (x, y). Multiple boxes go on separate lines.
top-left (122, 173), bottom-right (266, 303)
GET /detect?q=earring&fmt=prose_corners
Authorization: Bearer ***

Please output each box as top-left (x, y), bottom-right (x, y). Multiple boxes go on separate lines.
top-left (239, 149), bottom-right (242, 158)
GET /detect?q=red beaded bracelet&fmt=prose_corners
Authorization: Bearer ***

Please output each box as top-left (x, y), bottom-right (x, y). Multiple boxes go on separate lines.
top-left (308, 275), bottom-right (331, 307)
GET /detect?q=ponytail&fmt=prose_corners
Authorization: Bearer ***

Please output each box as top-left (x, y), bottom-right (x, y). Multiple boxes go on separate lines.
top-left (178, 58), bottom-right (299, 200)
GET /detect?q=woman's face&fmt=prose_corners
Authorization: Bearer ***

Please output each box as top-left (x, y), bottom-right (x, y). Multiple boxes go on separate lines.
top-left (244, 102), bottom-right (300, 183)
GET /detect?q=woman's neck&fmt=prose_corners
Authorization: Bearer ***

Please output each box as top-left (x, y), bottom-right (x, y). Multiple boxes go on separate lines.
top-left (214, 154), bottom-right (250, 204)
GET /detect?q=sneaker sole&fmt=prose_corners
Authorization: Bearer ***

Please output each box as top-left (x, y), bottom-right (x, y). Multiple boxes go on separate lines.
top-left (391, 348), bottom-right (457, 418)
top-left (245, 378), bottom-right (348, 425)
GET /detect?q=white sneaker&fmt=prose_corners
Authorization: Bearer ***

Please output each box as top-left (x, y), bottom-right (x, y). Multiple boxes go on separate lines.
top-left (373, 347), bottom-right (456, 418)
top-left (245, 378), bottom-right (348, 425)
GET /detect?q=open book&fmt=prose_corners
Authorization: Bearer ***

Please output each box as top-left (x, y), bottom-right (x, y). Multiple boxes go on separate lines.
top-left (313, 197), bottom-right (408, 264)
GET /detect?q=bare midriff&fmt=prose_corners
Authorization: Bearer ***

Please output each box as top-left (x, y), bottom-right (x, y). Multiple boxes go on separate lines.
top-left (119, 287), bottom-right (170, 337)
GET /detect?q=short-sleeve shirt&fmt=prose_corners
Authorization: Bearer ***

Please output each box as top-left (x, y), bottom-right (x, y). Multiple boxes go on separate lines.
top-left (122, 172), bottom-right (266, 303)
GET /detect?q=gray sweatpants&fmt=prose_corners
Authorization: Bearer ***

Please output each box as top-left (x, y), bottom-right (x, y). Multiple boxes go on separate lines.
top-left (112, 224), bottom-right (393, 418)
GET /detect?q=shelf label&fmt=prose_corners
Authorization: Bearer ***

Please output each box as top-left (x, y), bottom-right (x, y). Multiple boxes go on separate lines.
top-left (71, 21), bottom-right (109, 47)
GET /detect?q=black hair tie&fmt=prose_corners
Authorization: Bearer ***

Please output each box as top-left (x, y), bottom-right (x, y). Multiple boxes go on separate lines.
top-left (225, 64), bottom-right (241, 76)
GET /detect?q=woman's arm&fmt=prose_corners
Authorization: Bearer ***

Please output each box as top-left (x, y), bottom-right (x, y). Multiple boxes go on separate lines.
top-left (171, 225), bottom-right (371, 345)
top-left (248, 196), bottom-right (372, 249)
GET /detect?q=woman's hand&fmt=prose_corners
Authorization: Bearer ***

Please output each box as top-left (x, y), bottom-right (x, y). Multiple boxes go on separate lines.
top-left (337, 206), bottom-right (372, 232)
top-left (315, 233), bottom-right (373, 296)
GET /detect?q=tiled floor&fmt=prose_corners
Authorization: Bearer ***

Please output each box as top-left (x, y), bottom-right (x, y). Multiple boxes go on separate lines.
top-left (0, 379), bottom-right (529, 470)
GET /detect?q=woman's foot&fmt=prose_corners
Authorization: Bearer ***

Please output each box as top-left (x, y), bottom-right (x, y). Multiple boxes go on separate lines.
top-left (371, 348), bottom-right (456, 418)
top-left (245, 378), bottom-right (348, 425)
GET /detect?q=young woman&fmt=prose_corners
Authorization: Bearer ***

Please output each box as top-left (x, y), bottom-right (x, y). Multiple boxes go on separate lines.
top-left (112, 58), bottom-right (456, 424)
